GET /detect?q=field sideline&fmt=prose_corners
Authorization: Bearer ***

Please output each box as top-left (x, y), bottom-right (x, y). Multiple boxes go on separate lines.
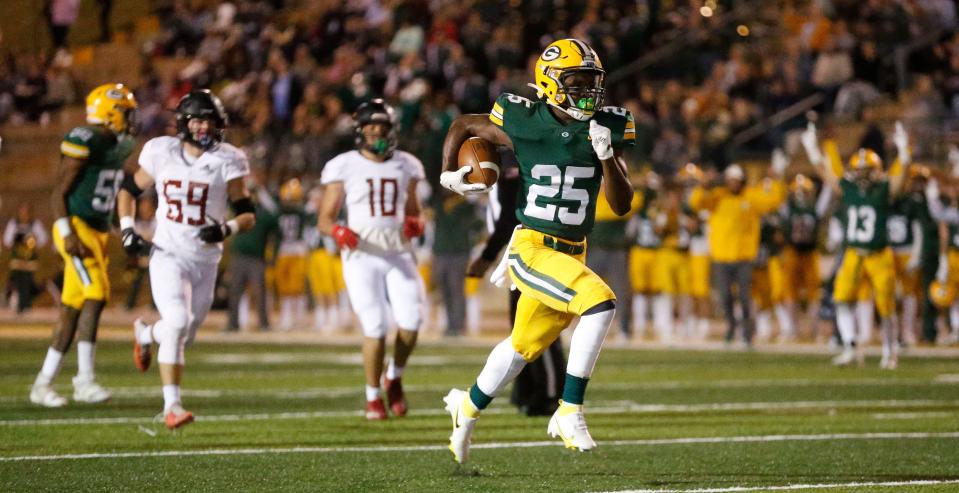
top-left (2, 324), bottom-right (959, 492)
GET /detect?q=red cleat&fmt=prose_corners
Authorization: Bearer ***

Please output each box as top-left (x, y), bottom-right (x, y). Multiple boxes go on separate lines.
top-left (134, 341), bottom-right (152, 373)
top-left (384, 377), bottom-right (408, 417)
top-left (365, 398), bottom-right (387, 420)
top-left (164, 404), bottom-right (194, 430)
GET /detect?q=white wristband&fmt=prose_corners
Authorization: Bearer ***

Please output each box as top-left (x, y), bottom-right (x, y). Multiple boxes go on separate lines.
top-left (226, 219), bottom-right (240, 236)
top-left (55, 217), bottom-right (72, 237)
top-left (119, 216), bottom-right (135, 230)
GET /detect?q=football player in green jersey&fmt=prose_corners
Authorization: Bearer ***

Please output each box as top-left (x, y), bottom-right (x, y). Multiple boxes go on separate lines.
top-left (438, 38), bottom-right (634, 463)
top-left (30, 83), bottom-right (137, 407)
top-left (803, 121), bottom-right (910, 368)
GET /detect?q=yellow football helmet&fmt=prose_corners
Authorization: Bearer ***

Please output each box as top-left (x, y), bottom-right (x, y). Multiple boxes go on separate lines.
top-left (86, 83), bottom-right (138, 134)
top-left (678, 162), bottom-right (704, 186)
top-left (529, 38), bottom-right (605, 121)
top-left (280, 178), bottom-right (304, 203)
top-left (930, 280), bottom-right (955, 310)
top-left (846, 148), bottom-right (881, 183)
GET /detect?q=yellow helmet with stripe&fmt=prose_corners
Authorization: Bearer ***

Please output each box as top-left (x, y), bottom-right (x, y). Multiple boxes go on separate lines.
top-left (846, 148), bottom-right (881, 183)
top-left (929, 280), bottom-right (955, 310)
top-left (86, 83), bottom-right (138, 134)
top-left (279, 178), bottom-right (304, 203)
top-left (528, 38), bottom-right (605, 121)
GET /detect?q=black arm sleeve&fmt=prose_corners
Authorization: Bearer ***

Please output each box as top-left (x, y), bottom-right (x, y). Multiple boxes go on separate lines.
top-left (120, 172), bottom-right (144, 197)
top-left (230, 197), bottom-right (255, 215)
top-left (479, 151), bottom-right (520, 261)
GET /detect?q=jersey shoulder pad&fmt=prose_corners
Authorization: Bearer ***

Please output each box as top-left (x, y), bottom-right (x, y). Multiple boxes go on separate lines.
top-left (138, 136), bottom-right (178, 176)
top-left (320, 151), bottom-right (351, 184)
top-left (218, 143), bottom-right (250, 181)
top-left (490, 92), bottom-right (536, 128)
top-left (61, 125), bottom-right (105, 159)
top-left (595, 106), bottom-right (636, 147)
top-left (396, 150), bottom-right (425, 180)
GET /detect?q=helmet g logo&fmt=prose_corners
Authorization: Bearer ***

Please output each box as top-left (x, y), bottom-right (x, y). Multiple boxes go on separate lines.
top-left (105, 89), bottom-right (124, 100)
top-left (541, 46), bottom-right (561, 61)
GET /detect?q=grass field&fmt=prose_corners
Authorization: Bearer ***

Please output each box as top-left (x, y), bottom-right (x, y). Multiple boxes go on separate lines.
top-left (2, 331), bottom-right (959, 492)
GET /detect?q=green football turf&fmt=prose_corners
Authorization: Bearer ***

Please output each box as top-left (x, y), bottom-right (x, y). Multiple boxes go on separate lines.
top-left (2, 333), bottom-right (959, 492)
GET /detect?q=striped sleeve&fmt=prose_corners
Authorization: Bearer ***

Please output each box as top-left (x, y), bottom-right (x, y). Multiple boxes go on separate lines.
top-left (60, 140), bottom-right (90, 159)
top-left (489, 100), bottom-right (505, 127)
top-left (624, 112), bottom-right (636, 143)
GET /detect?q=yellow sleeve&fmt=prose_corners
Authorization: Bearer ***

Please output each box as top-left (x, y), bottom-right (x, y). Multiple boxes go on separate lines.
top-left (888, 156), bottom-right (903, 178)
top-left (688, 186), bottom-right (713, 212)
top-left (60, 140), bottom-right (90, 159)
top-left (489, 100), bottom-right (505, 127)
top-left (748, 179), bottom-right (787, 215)
top-left (823, 138), bottom-right (843, 179)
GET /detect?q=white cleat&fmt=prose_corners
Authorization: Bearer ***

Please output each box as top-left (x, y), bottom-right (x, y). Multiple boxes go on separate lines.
top-left (832, 348), bottom-right (856, 367)
top-left (547, 400), bottom-right (597, 451)
top-left (72, 376), bottom-right (111, 403)
top-left (29, 383), bottom-right (67, 408)
top-left (443, 388), bottom-right (478, 464)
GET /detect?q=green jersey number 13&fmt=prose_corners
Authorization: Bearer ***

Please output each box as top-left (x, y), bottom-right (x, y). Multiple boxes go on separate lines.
top-left (525, 164), bottom-right (595, 226)
top-left (846, 205), bottom-right (877, 243)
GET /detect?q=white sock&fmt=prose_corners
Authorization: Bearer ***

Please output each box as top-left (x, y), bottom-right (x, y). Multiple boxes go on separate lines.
top-left (475, 337), bottom-right (528, 397)
top-left (567, 307), bottom-right (616, 378)
top-left (466, 297), bottom-right (480, 335)
top-left (279, 298), bottom-right (293, 330)
top-left (836, 304), bottom-right (856, 348)
top-left (385, 358), bottom-right (403, 380)
top-left (856, 301), bottom-right (874, 345)
top-left (76, 341), bottom-right (95, 380)
top-left (295, 295), bottom-right (307, 325)
top-left (365, 385), bottom-right (380, 402)
top-left (632, 294), bottom-right (649, 335)
top-left (338, 292), bottom-right (350, 314)
top-left (901, 296), bottom-right (917, 342)
top-left (653, 295), bottom-right (673, 343)
top-left (314, 306), bottom-right (327, 331)
top-left (36, 347), bottom-right (64, 386)
top-left (756, 311), bottom-right (772, 342)
top-left (880, 317), bottom-right (898, 359)
top-left (775, 304), bottom-right (795, 337)
top-left (238, 294), bottom-right (250, 329)
top-left (678, 296), bottom-right (693, 339)
top-left (136, 322), bottom-right (154, 345)
top-left (949, 303), bottom-right (959, 336)
top-left (696, 317), bottom-right (710, 340)
top-left (163, 384), bottom-right (180, 412)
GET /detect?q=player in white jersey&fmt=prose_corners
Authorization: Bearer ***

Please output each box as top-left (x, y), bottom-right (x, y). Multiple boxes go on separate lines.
top-left (317, 99), bottom-right (426, 420)
top-left (116, 90), bottom-right (256, 429)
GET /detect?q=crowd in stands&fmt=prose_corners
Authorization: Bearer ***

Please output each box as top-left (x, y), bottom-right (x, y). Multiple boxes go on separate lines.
top-left (1, 0), bottom-right (958, 184)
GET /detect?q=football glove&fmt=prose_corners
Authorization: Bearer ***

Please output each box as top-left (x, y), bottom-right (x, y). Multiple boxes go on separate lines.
top-left (121, 227), bottom-right (149, 255)
top-left (440, 166), bottom-right (489, 196)
top-left (402, 216), bottom-right (425, 239)
top-left (589, 120), bottom-right (614, 160)
top-left (199, 222), bottom-right (232, 243)
top-left (937, 254), bottom-right (949, 283)
top-left (331, 224), bottom-right (359, 250)
top-left (800, 122), bottom-right (823, 166)
top-left (893, 121), bottom-right (910, 164)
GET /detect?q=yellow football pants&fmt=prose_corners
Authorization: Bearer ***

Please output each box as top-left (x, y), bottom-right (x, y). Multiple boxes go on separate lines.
top-left (508, 228), bottom-right (615, 361)
top-left (833, 247), bottom-right (895, 317)
top-left (52, 217), bottom-right (110, 309)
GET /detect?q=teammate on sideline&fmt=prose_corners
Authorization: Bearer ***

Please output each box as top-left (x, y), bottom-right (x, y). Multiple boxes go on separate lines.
top-left (29, 83), bottom-right (137, 407)
top-left (317, 99), bottom-right (427, 420)
top-left (439, 38), bottom-right (635, 463)
top-left (117, 90), bottom-right (256, 429)
top-left (802, 121), bottom-right (910, 368)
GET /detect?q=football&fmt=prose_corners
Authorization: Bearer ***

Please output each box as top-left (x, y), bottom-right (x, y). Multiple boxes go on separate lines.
top-left (458, 137), bottom-right (500, 187)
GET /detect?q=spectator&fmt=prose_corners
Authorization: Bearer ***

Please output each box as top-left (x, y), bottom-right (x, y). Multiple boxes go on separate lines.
top-left (3, 203), bottom-right (48, 313)
top-left (46, 0), bottom-right (80, 49)
top-left (431, 191), bottom-right (483, 336)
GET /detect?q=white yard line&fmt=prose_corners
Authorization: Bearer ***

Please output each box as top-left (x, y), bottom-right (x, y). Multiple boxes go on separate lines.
top-left (2, 431), bottom-right (958, 463)
top-left (871, 411), bottom-right (956, 420)
top-left (592, 478), bottom-right (959, 493)
top-left (3, 376), bottom-right (952, 403)
top-left (3, 399), bottom-right (959, 427)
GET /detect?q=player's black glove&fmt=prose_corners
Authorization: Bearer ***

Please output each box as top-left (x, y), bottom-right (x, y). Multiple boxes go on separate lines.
top-left (198, 222), bottom-right (232, 243)
top-left (121, 227), bottom-right (149, 255)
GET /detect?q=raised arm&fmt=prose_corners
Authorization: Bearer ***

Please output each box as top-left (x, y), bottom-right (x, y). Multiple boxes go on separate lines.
top-left (889, 121), bottom-right (911, 197)
top-left (801, 122), bottom-right (840, 194)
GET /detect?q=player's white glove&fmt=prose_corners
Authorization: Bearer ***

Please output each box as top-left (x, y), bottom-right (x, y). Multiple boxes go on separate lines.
top-left (948, 145), bottom-right (959, 177)
top-left (771, 148), bottom-right (788, 177)
top-left (589, 120), bottom-right (614, 161)
top-left (937, 254), bottom-right (949, 283)
top-left (440, 166), bottom-right (489, 196)
top-left (893, 121), bottom-right (911, 164)
top-left (800, 122), bottom-right (823, 166)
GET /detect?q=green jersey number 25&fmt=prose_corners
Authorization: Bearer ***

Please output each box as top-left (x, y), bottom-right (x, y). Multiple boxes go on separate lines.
top-left (525, 164), bottom-right (595, 226)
